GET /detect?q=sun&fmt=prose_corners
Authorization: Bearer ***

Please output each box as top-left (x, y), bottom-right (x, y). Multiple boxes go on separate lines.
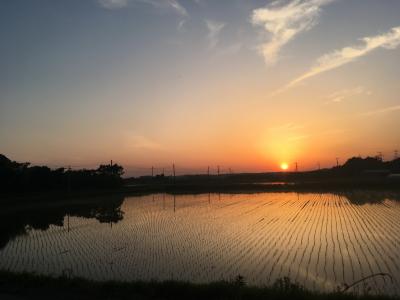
top-left (280, 162), bottom-right (289, 170)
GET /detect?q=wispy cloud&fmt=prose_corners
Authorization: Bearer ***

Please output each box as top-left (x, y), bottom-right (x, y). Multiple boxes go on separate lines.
top-left (127, 134), bottom-right (162, 150)
top-left (326, 86), bottom-right (371, 103)
top-left (251, 0), bottom-right (333, 65)
top-left (98, 0), bottom-right (129, 9)
top-left (206, 20), bottom-right (226, 49)
top-left (98, 0), bottom-right (188, 16)
top-left (177, 19), bottom-right (186, 31)
top-left (216, 42), bottom-right (243, 56)
top-left (287, 26), bottom-right (400, 88)
top-left (141, 0), bottom-right (188, 16)
top-left (288, 134), bottom-right (310, 141)
top-left (270, 122), bottom-right (304, 131)
top-left (164, 0), bottom-right (188, 16)
top-left (361, 105), bottom-right (400, 117)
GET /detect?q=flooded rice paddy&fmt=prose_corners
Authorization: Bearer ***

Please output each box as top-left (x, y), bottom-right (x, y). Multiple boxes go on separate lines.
top-left (0, 191), bottom-right (399, 295)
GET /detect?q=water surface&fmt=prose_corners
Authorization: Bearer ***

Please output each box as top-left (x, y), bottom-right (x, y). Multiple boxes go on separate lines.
top-left (0, 192), bottom-right (399, 295)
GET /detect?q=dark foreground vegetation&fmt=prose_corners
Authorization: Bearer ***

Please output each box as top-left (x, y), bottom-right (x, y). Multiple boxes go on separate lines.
top-left (0, 154), bottom-right (124, 192)
top-left (0, 271), bottom-right (397, 300)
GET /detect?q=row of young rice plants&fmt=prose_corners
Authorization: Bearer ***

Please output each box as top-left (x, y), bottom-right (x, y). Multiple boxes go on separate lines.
top-left (346, 195), bottom-right (400, 295)
top-left (0, 192), bottom-right (399, 295)
top-left (338, 194), bottom-right (391, 295)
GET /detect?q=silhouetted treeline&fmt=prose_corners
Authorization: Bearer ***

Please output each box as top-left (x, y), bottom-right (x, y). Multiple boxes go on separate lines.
top-left (284, 156), bottom-right (400, 181)
top-left (126, 156), bottom-right (400, 186)
top-left (0, 154), bottom-right (124, 192)
top-left (338, 156), bottom-right (400, 174)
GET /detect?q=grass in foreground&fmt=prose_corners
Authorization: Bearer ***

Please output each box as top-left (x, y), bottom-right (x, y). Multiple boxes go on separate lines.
top-left (0, 271), bottom-right (398, 300)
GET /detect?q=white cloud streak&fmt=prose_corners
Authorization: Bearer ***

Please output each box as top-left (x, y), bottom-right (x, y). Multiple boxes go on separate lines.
top-left (98, 0), bottom-right (129, 9)
top-left (98, 0), bottom-right (188, 16)
top-left (127, 134), bottom-right (162, 150)
top-left (269, 26), bottom-right (400, 96)
top-left (177, 19), bottom-right (186, 31)
top-left (139, 0), bottom-right (188, 16)
top-left (206, 20), bottom-right (226, 49)
top-left (288, 26), bottom-right (400, 88)
top-left (326, 86), bottom-right (371, 103)
top-left (270, 122), bottom-right (304, 131)
top-left (166, 0), bottom-right (188, 16)
top-left (361, 105), bottom-right (400, 117)
top-left (251, 0), bottom-right (333, 65)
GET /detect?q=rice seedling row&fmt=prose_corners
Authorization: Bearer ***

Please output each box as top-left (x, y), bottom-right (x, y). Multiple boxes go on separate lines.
top-left (1, 192), bottom-right (399, 295)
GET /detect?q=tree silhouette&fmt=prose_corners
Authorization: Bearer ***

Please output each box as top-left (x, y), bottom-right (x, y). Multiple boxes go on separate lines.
top-left (97, 164), bottom-right (124, 177)
top-left (0, 154), bottom-right (125, 192)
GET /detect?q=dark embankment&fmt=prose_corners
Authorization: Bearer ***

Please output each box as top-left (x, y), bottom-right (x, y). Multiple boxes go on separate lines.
top-left (123, 179), bottom-right (400, 195)
top-left (1, 154), bottom-right (400, 202)
top-left (123, 155), bottom-right (400, 194)
top-left (0, 271), bottom-right (397, 300)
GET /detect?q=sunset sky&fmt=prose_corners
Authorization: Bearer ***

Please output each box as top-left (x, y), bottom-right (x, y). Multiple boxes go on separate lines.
top-left (1, 0), bottom-right (400, 176)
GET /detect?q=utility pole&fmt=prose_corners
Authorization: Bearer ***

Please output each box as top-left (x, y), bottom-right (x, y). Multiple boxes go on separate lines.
top-left (67, 165), bottom-right (71, 193)
top-left (295, 162), bottom-right (298, 172)
top-left (377, 152), bottom-right (383, 161)
top-left (110, 160), bottom-right (113, 167)
top-left (207, 166), bottom-right (210, 177)
top-left (217, 165), bottom-right (220, 176)
top-left (151, 166), bottom-right (154, 177)
top-left (172, 163), bottom-right (176, 183)
top-left (336, 157), bottom-right (340, 168)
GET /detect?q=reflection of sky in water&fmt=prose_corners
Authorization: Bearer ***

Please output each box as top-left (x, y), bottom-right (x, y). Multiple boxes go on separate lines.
top-left (0, 192), bottom-right (399, 296)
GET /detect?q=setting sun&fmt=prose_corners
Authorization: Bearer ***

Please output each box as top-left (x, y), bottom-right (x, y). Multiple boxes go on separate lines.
top-left (280, 163), bottom-right (289, 170)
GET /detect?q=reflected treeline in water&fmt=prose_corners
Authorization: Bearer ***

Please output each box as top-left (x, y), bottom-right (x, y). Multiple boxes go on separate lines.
top-left (0, 195), bottom-right (125, 250)
top-left (338, 190), bottom-right (400, 205)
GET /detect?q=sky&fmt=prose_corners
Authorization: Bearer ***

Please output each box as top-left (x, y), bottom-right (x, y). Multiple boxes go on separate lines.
top-left (1, 0), bottom-right (400, 176)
